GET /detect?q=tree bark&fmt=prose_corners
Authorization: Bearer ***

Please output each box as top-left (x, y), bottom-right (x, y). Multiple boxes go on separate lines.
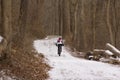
top-left (107, 0), bottom-right (114, 45)
top-left (0, 0), bottom-right (12, 59)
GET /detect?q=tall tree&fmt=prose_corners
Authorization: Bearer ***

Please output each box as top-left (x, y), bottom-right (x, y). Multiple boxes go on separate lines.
top-left (0, 0), bottom-right (12, 58)
top-left (107, 0), bottom-right (114, 45)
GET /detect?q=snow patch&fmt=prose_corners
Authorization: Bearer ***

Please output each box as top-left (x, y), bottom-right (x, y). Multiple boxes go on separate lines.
top-left (0, 70), bottom-right (16, 80)
top-left (94, 49), bottom-right (105, 52)
top-left (0, 36), bottom-right (3, 43)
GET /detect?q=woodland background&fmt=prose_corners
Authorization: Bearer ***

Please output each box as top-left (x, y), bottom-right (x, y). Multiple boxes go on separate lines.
top-left (0, 0), bottom-right (120, 55)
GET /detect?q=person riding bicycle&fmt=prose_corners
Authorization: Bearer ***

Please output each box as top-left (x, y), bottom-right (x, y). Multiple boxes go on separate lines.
top-left (56, 37), bottom-right (64, 56)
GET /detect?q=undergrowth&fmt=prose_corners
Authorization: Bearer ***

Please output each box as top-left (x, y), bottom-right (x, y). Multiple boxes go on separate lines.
top-left (0, 46), bottom-right (50, 80)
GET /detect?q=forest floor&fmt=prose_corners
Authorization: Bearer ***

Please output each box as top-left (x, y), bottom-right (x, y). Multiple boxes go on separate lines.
top-left (0, 36), bottom-right (50, 80)
top-left (34, 36), bottom-right (120, 80)
top-left (0, 49), bottom-right (50, 80)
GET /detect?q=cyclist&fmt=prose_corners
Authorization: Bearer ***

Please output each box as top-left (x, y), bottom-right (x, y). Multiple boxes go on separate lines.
top-left (56, 37), bottom-right (64, 56)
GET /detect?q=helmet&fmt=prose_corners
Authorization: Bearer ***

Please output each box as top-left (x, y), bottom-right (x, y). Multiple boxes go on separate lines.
top-left (58, 37), bottom-right (62, 40)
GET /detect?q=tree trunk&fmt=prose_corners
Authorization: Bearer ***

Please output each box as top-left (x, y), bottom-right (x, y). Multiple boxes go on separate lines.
top-left (0, 0), bottom-right (12, 60)
top-left (107, 0), bottom-right (114, 45)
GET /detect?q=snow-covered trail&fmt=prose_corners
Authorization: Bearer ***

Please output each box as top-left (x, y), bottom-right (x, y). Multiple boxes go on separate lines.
top-left (34, 37), bottom-right (120, 80)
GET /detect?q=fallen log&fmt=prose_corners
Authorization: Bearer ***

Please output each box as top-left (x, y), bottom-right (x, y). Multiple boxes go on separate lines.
top-left (93, 49), bottom-right (112, 59)
top-left (106, 43), bottom-right (120, 57)
top-left (104, 50), bottom-right (113, 56)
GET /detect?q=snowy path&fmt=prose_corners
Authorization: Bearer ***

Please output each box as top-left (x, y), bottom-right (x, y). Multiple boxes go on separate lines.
top-left (34, 37), bottom-right (120, 80)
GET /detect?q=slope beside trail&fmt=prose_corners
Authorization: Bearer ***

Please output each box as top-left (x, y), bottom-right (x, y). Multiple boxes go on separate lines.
top-left (34, 37), bottom-right (120, 80)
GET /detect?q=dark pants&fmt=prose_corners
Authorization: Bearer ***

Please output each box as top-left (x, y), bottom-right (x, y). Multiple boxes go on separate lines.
top-left (57, 44), bottom-right (63, 56)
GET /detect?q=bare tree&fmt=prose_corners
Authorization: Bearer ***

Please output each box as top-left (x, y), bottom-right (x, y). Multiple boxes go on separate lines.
top-left (0, 0), bottom-right (12, 59)
top-left (106, 0), bottom-right (114, 45)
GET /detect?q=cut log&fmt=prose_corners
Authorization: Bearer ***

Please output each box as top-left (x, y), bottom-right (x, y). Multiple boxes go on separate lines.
top-left (106, 43), bottom-right (120, 57)
top-left (104, 50), bottom-right (113, 55)
top-left (93, 49), bottom-right (110, 58)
